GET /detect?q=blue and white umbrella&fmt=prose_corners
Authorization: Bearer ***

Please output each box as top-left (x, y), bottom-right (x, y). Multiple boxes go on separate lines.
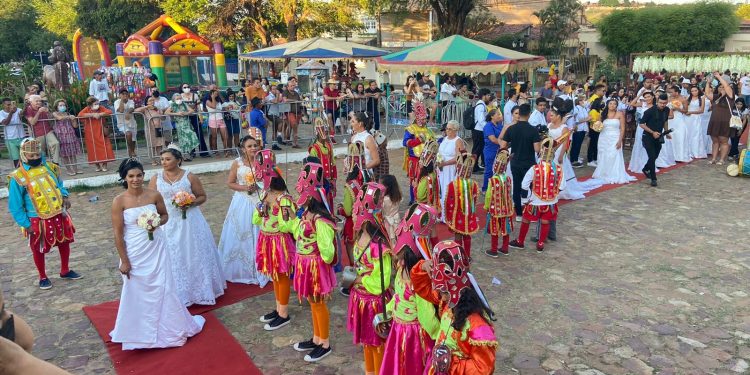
top-left (239, 37), bottom-right (388, 61)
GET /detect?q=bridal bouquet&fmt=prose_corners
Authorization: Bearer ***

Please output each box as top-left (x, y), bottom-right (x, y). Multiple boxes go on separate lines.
top-left (136, 211), bottom-right (161, 240)
top-left (590, 121), bottom-right (604, 132)
top-left (171, 191), bottom-right (196, 219)
top-left (244, 171), bottom-right (257, 195)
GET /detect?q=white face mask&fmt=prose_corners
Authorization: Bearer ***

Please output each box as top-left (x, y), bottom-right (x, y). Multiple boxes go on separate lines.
top-left (182, 87), bottom-right (190, 93)
top-left (58, 106), bottom-right (67, 112)
top-left (174, 99), bottom-right (183, 105)
top-left (91, 104), bottom-right (100, 110)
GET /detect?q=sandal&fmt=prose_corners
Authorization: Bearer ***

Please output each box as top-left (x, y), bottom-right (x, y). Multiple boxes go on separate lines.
top-left (717, 161), bottom-right (724, 165)
top-left (708, 160), bottom-right (716, 165)
top-left (95, 168), bottom-right (102, 172)
top-left (101, 168), bottom-right (108, 172)
top-left (151, 161), bottom-right (159, 166)
top-left (67, 172), bottom-right (77, 177)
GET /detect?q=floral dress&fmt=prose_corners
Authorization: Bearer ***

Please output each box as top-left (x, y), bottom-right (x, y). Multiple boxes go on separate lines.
top-left (53, 116), bottom-right (82, 157)
top-left (171, 102), bottom-right (199, 153)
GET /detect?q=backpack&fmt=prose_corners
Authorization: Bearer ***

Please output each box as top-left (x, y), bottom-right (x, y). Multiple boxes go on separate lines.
top-left (463, 101), bottom-right (483, 130)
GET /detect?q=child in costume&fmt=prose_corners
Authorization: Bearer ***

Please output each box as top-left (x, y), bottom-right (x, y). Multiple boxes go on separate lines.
top-left (403, 100), bottom-right (436, 203)
top-left (444, 152), bottom-right (480, 258)
top-left (509, 136), bottom-right (566, 252)
top-left (415, 139), bottom-right (441, 246)
top-left (308, 117), bottom-right (337, 193)
top-left (253, 149), bottom-right (297, 331)
top-left (337, 142), bottom-right (370, 296)
top-left (278, 162), bottom-right (337, 362)
top-left (411, 240), bottom-right (498, 375)
top-left (483, 149), bottom-right (514, 257)
top-left (346, 182), bottom-right (393, 375)
top-left (378, 203), bottom-right (441, 375)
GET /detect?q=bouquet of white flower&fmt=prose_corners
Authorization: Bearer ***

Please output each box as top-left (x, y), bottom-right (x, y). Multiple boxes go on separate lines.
top-left (136, 211), bottom-right (161, 240)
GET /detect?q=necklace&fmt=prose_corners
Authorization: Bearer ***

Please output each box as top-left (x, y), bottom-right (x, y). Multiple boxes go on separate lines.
top-left (163, 169), bottom-right (183, 185)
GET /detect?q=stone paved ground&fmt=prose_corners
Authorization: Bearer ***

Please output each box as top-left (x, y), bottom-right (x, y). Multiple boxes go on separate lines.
top-left (1, 143), bottom-right (749, 375)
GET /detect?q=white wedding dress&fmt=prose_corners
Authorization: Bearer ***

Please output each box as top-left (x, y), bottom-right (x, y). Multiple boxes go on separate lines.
top-left (702, 97), bottom-right (713, 155)
top-left (110, 204), bottom-right (205, 350)
top-left (668, 102), bottom-right (692, 162)
top-left (217, 158), bottom-right (269, 286)
top-left (156, 171), bottom-right (226, 306)
top-left (548, 126), bottom-right (603, 200)
top-left (686, 98), bottom-right (707, 159)
top-left (593, 118), bottom-right (636, 184)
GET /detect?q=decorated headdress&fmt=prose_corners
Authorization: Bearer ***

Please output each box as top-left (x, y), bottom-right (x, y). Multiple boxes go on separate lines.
top-left (295, 162), bottom-right (324, 206)
top-left (248, 127), bottom-right (264, 147)
top-left (430, 240), bottom-right (472, 308)
top-left (413, 100), bottom-right (427, 126)
top-left (455, 152), bottom-right (476, 179)
top-left (344, 141), bottom-right (366, 175)
top-left (20, 138), bottom-right (41, 163)
top-left (313, 117), bottom-right (329, 141)
top-left (254, 149), bottom-right (281, 188)
top-left (538, 136), bottom-right (558, 164)
top-left (492, 149), bottom-right (510, 176)
top-left (419, 139), bottom-right (439, 168)
top-left (352, 182), bottom-right (386, 232)
top-left (394, 203), bottom-right (438, 259)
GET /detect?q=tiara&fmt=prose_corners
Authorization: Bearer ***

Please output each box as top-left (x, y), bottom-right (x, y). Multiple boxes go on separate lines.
top-left (167, 143), bottom-right (183, 153)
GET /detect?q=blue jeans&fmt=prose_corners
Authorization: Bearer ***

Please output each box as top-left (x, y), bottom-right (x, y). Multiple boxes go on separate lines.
top-left (482, 150), bottom-right (496, 191)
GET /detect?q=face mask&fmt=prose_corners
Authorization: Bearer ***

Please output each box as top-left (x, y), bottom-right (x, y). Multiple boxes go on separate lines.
top-left (92, 104), bottom-right (100, 111)
top-left (26, 158), bottom-right (42, 167)
top-left (182, 87), bottom-right (190, 93)
top-left (0, 314), bottom-right (15, 341)
top-left (174, 100), bottom-right (183, 105)
top-left (58, 106), bottom-right (67, 112)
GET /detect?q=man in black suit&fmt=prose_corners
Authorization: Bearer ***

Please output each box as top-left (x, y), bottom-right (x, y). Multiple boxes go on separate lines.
top-left (639, 93), bottom-right (672, 187)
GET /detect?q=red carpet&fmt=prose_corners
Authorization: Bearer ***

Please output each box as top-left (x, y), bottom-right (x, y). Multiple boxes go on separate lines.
top-left (82, 282), bottom-right (271, 375)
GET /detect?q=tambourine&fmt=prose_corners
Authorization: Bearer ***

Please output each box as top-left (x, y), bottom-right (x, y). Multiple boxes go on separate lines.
top-left (727, 163), bottom-right (739, 177)
top-left (372, 313), bottom-right (392, 339)
top-left (432, 344), bottom-right (451, 375)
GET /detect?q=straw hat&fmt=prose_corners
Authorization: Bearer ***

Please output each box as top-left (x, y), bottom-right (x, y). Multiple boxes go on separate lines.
top-left (327, 78), bottom-right (339, 85)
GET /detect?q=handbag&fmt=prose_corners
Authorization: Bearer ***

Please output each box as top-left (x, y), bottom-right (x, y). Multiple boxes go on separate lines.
top-left (726, 97), bottom-right (743, 130)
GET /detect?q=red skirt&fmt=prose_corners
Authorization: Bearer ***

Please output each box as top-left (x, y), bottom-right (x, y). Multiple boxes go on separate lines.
top-left (522, 204), bottom-right (558, 222)
top-left (28, 213), bottom-right (75, 253)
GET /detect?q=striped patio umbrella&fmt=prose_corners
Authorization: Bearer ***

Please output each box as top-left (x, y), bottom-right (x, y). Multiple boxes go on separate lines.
top-left (375, 35), bottom-right (546, 75)
top-left (239, 37), bottom-right (388, 61)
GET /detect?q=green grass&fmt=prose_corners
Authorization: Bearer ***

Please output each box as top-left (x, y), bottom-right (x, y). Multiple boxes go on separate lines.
top-left (68, 182), bottom-right (120, 193)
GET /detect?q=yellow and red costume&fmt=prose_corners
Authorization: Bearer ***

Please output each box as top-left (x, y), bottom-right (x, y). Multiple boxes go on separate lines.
top-left (444, 153), bottom-right (479, 257)
top-left (484, 149), bottom-right (514, 254)
top-left (402, 100), bottom-right (435, 202)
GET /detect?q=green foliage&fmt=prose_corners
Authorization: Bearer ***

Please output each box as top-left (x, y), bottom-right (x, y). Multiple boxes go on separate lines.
top-left (46, 80), bottom-right (90, 115)
top-left (598, 2), bottom-right (740, 58)
top-left (74, 0), bottom-right (161, 44)
top-left (415, 0), bottom-right (478, 37)
top-left (599, 0), bottom-right (620, 7)
top-left (489, 34), bottom-right (521, 50)
top-left (0, 1), bottom-right (64, 63)
top-left (30, 0), bottom-right (79, 41)
top-left (737, 4), bottom-right (750, 20)
top-left (594, 56), bottom-right (627, 84)
top-left (464, 6), bottom-right (500, 38)
top-left (533, 0), bottom-right (583, 56)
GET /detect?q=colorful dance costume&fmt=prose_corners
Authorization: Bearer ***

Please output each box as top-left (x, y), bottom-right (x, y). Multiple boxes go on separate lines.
top-left (252, 149), bottom-right (297, 330)
top-left (379, 204), bottom-right (441, 375)
top-left (308, 118), bottom-right (338, 193)
top-left (484, 149), bottom-right (514, 255)
top-left (347, 182), bottom-right (393, 375)
top-left (403, 100), bottom-right (436, 202)
top-left (444, 153), bottom-right (480, 257)
top-left (279, 162), bottom-right (336, 362)
top-left (7, 138), bottom-right (79, 285)
top-left (338, 142), bottom-right (369, 246)
top-left (412, 241), bottom-right (497, 375)
top-left (415, 139), bottom-right (441, 246)
top-left (511, 137), bottom-right (566, 252)
top-left (396, 203), bottom-right (439, 260)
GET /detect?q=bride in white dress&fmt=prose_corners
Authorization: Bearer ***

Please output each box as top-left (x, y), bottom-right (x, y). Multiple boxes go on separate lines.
top-left (150, 148), bottom-right (226, 306)
top-left (685, 87), bottom-right (707, 159)
top-left (217, 135), bottom-right (269, 286)
top-left (547, 109), bottom-right (603, 200)
top-left (593, 99), bottom-right (636, 184)
top-left (667, 88), bottom-right (691, 162)
top-left (110, 159), bottom-right (204, 350)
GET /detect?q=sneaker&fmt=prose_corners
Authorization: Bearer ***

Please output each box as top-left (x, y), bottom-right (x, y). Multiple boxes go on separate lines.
top-left (500, 248), bottom-right (509, 256)
top-left (60, 270), bottom-right (83, 280)
top-left (39, 278), bottom-right (52, 290)
top-left (304, 345), bottom-right (332, 362)
top-left (572, 161), bottom-right (584, 168)
top-left (331, 139), bottom-right (338, 145)
top-left (339, 287), bottom-right (350, 297)
top-left (515, 216), bottom-right (521, 222)
top-left (264, 315), bottom-right (290, 331)
top-left (650, 180), bottom-right (658, 187)
top-left (536, 243), bottom-right (545, 252)
top-left (272, 144), bottom-right (282, 151)
top-left (260, 310), bottom-right (279, 323)
top-left (277, 135), bottom-right (284, 144)
top-left (294, 339), bottom-right (318, 352)
top-left (587, 161), bottom-right (598, 167)
top-left (484, 249), bottom-right (499, 258)
top-left (508, 240), bottom-right (525, 250)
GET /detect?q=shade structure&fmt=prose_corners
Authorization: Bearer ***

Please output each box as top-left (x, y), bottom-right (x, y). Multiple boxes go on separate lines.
top-left (375, 35), bottom-right (546, 75)
top-left (238, 37), bottom-right (388, 61)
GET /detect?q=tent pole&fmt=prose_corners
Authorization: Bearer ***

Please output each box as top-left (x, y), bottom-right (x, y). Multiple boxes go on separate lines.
top-left (531, 69), bottom-right (536, 98)
top-left (435, 74), bottom-right (441, 125)
top-left (501, 74), bottom-right (506, 109)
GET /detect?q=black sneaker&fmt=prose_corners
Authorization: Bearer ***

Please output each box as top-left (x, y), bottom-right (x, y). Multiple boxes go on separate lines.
top-left (272, 144), bottom-right (282, 151)
top-left (339, 287), bottom-right (350, 297)
top-left (572, 161), bottom-right (584, 168)
top-left (60, 270), bottom-right (83, 280)
top-left (264, 315), bottom-right (290, 331)
top-left (39, 278), bottom-right (52, 290)
top-left (294, 338), bottom-right (318, 352)
top-left (650, 180), bottom-right (658, 187)
top-left (260, 310), bottom-right (279, 323)
top-left (508, 240), bottom-right (525, 250)
top-left (484, 249), bottom-right (499, 258)
top-left (304, 345), bottom-right (332, 362)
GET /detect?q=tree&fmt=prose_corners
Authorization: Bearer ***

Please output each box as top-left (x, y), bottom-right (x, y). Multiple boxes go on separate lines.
top-left (599, 0), bottom-right (620, 7)
top-left (737, 4), bottom-right (750, 21)
top-left (464, 5), bottom-right (500, 39)
top-left (359, 0), bottom-right (409, 46)
top-left (420, 0), bottom-right (478, 38)
top-left (0, 0), bottom-right (64, 62)
top-left (30, 0), bottom-right (79, 41)
top-left (598, 3), bottom-right (739, 58)
top-left (75, 0), bottom-right (161, 45)
top-left (533, 0), bottom-right (583, 56)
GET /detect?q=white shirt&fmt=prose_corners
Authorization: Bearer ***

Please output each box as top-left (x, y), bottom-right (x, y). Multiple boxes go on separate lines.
top-left (114, 99), bottom-right (136, 130)
top-left (521, 164), bottom-right (567, 206)
top-left (503, 100), bottom-right (517, 127)
top-left (473, 101), bottom-right (487, 131)
top-left (440, 83), bottom-right (457, 101)
top-left (555, 94), bottom-right (576, 129)
top-left (573, 105), bottom-right (589, 132)
top-left (528, 110), bottom-right (547, 127)
top-left (89, 78), bottom-right (111, 102)
top-left (0, 109), bottom-right (26, 139)
top-left (351, 130), bottom-right (375, 170)
top-left (741, 76), bottom-right (750, 96)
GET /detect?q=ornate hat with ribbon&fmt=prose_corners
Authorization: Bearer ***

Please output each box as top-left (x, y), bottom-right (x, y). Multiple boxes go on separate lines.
top-left (254, 149), bottom-right (280, 189)
top-left (413, 100), bottom-right (427, 126)
top-left (248, 127), bottom-right (264, 148)
top-left (344, 141), bottom-right (366, 175)
top-left (492, 149), bottom-right (510, 176)
top-left (295, 162), bottom-right (325, 206)
top-left (455, 152), bottom-right (476, 179)
top-left (313, 117), bottom-right (329, 141)
top-left (20, 138), bottom-right (41, 163)
top-left (419, 139), bottom-right (439, 168)
top-left (394, 203), bottom-right (437, 259)
top-left (539, 136), bottom-right (558, 164)
top-left (352, 182), bottom-right (386, 232)
top-left (430, 240), bottom-right (471, 308)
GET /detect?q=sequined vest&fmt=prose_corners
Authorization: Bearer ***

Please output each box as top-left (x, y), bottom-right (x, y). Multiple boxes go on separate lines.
top-left (532, 162), bottom-right (562, 202)
top-left (8, 163), bottom-right (64, 219)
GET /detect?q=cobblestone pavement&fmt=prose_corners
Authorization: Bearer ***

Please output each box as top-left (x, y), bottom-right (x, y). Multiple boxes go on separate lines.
top-left (1, 145), bottom-right (749, 375)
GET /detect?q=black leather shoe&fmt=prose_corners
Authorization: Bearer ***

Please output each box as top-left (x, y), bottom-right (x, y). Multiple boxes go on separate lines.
top-left (650, 180), bottom-right (658, 187)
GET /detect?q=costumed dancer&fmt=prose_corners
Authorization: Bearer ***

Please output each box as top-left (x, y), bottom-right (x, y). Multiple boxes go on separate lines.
top-left (377, 204), bottom-right (441, 375)
top-left (509, 137), bottom-right (566, 252)
top-left (7, 138), bottom-right (82, 290)
top-left (444, 152), bottom-right (480, 258)
top-left (403, 100), bottom-right (436, 203)
top-left (337, 142), bottom-right (371, 296)
top-left (346, 182), bottom-right (393, 375)
top-left (279, 162), bottom-right (337, 362)
top-left (308, 117), bottom-right (338, 196)
top-left (253, 149), bottom-right (297, 331)
top-left (483, 149), bottom-right (514, 257)
top-left (415, 139), bottom-right (441, 246)
top-left (411, 240), bottom-right (498, 374)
